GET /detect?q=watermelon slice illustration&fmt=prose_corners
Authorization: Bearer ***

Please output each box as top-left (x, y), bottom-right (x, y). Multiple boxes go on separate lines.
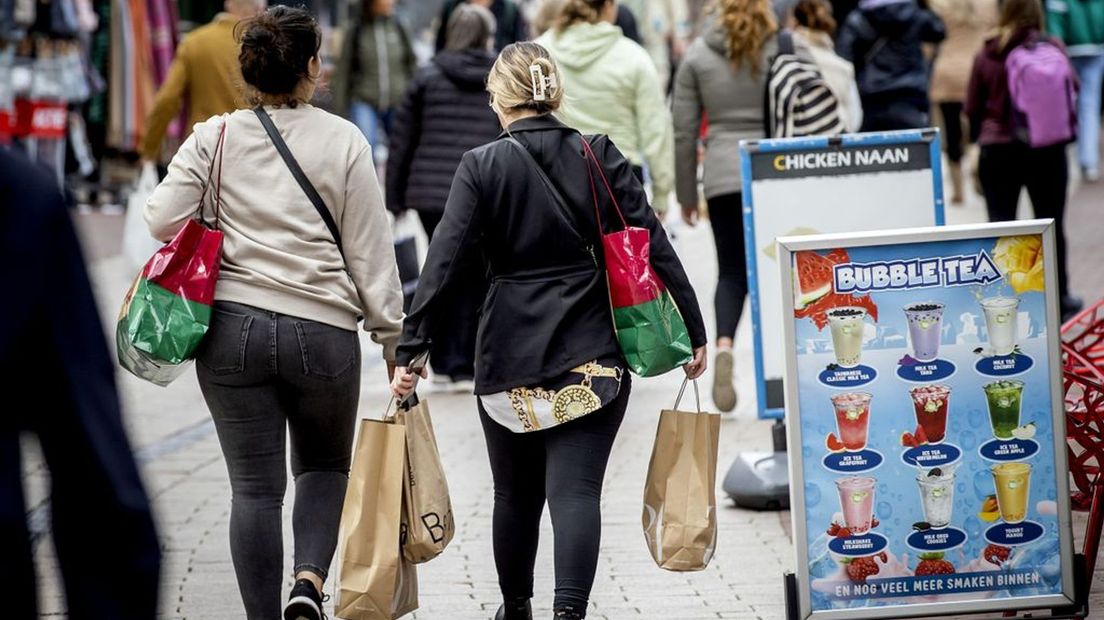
top-left (793, 249), bottom-right (880, 329)
top-left (794, 251), bottom-right (834, 310)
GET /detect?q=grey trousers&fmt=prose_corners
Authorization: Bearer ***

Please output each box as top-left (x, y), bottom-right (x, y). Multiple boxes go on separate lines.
top-left (195, 302), bottom-right (361, 620)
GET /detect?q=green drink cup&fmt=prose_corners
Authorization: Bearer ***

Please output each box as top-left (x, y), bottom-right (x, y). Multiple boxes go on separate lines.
top-left (983, 380), bottom-right (1024, 440)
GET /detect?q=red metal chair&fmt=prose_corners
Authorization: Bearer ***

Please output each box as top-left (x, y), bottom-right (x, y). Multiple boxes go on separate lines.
top-left (1062, 299), bottom-right (1104, 381)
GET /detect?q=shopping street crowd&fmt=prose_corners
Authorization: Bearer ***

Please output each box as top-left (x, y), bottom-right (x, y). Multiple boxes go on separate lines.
top-left (4, 0), bottom-right (1104, 618)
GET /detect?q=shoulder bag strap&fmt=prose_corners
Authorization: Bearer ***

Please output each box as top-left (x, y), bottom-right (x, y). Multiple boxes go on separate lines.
top-left (253, 107), bottom-right (347, 263)
top-left (197, 120), bottom-right (228, 228)
top-left (504, 136), bottom-right (589, 245)
top-left (578, 136), bottom-right (628, 231)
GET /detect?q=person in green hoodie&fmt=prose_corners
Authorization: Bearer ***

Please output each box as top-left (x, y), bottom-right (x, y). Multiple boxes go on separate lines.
top-left (537, 0), bottom-right (675, 214)
top-left (332, 0), bottom-right (417, 163)
top-left (1047, 0), bottom-right (1104, 181)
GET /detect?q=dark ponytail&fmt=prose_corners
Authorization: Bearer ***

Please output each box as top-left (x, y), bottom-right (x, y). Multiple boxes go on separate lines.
top-left (236, 6), bottom-right (322, 106)
top-left (793, 0), bottom-right (837, 37)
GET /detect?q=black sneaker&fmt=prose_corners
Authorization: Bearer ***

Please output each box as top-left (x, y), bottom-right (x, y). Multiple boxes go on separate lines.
top-left (284, 578), bottom-right (327, 620)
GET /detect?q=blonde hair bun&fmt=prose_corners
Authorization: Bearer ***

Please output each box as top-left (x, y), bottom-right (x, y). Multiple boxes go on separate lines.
top-left (487, 42), bottom-right (564, 114)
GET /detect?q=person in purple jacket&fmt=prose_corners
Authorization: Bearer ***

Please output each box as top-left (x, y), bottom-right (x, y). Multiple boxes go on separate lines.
top-left (965, 0), bottom-right (1082, 318)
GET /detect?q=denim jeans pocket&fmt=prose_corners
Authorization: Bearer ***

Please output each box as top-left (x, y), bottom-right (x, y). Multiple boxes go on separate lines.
top-left (294, 321), bottom-right (359, 380)
top-left (197, 309), bottom-right (254, 375)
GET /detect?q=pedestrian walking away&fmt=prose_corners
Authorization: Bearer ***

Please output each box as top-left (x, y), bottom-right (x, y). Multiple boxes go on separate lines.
top-left (1046, 0), bottom-right (1104, 182)
top-left (928, 0), bottom-right (998, 204)
top-left (332, 0), bottom-right (417, 164)
top-left (139, 0), bottom-right (266, 163)
top-left (672, 0), bottom-right (780, 412)
top-left (965, 0), bottom-right (1083, 319)
top-left (144, 7), bottom-right (405, 619)
top-left (436, 0), bottom-right (530, 52)
top-left (386, 3), bottom-right (501, 389)
top-left (537, 0), bottom-right (676, 215)
top-left (791, 0), bottom-right (865, 132)
top-left (390, 42), bottom-right (708, 620)
top-left (837, 0), bottom-right (946, 131)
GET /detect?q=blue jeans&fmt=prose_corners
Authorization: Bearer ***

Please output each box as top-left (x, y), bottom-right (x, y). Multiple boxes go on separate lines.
top-left (1073, 53), bottom-right (1104, 173)
top-left (349, 100), bottom-right (395, 163)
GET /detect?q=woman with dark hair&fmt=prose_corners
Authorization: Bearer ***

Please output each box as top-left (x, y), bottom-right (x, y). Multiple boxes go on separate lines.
top-left (386, 3), bottom-right (502, 387)
top-left (792, 0), bottom-right (863, 131)
top-left (966, 0), bottom-right (1082, 318)
top-left (391, 41), bottom-right (707, 620)
top-left (145, 6), bottom-right (404, 620)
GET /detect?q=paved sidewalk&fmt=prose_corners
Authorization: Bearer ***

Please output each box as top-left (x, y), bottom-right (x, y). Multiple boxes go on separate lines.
top-left (26, 158), bottom-right (1104, 619)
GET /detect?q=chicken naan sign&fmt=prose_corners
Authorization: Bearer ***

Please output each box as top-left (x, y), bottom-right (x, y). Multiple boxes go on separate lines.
top-left (739, 130), bottom-right (946, 419)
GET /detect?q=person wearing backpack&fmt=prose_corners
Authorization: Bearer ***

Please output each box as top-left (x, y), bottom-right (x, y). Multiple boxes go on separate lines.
top-left (836, 0), bottom-right (946, 130)
top-left (1046, 0), bottom-right (1104, 182)
top-left (791, 0), bottom-right (864, 131)
top-left (672, 0), bottom-right (795, 412)
top-left (965, 0), bottom-right (1082, 318)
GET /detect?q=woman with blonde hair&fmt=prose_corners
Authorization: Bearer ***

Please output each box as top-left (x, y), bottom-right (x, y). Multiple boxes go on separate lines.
top-left (671, 0), bottom-right (777, 412)
top-left (535, 0), bottom-right (675, 214)
top-left (391, 41), bottom-right (707, 620)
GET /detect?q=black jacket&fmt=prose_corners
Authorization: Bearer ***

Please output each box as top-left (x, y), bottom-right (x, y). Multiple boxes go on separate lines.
top-left (396, 115), bottom-right (707, 394)
top-left (836, 0), bottom-right (945, 104)
top-left (0, 150), bottom-right (160, 618)
top-left (385, 49), bottom-right (501, 215)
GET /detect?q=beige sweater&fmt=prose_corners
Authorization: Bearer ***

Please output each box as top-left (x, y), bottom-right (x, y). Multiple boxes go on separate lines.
top-left (145, 105), bottom-right (404, 361)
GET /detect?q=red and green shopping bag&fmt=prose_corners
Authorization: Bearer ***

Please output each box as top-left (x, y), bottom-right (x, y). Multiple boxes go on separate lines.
top-left (116, 123), bottom-right (226, 386)
top-left (581, 139), bottom-right (693, 377)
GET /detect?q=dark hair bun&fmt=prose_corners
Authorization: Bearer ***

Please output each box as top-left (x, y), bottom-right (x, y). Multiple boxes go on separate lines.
top-left (237, 6), bottom-right (321, 97)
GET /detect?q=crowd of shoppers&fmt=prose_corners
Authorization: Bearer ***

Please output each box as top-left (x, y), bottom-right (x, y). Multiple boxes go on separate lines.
top-left (113, 0), bottom-right (1098, 617)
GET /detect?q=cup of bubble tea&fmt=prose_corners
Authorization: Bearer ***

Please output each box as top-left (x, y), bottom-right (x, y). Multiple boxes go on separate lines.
top-left (910, 384), bottom-right (951, 444)
top-left (983, 380), bottom-right (1024, 440)
top-left (904, 302), bottom-right (945, 361)
top-left (980, 296), bottom-right (1020, 356)
top-left (835, 476), bottom-right (876, 533)
top-left (831, 392), bottom-right (873, 451)
top-left (827, 307), bottom-right (867, 368)
top-left (991, 462), bottom-right (1031, 523)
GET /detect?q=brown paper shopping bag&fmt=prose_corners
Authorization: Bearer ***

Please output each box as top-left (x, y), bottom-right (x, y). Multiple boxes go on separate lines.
top-left (641, 378), bottom-right (721, 572)
top-left (396, 396), bottom-right (455, 564)
top-left (335, 411), bottom-right (419, 619)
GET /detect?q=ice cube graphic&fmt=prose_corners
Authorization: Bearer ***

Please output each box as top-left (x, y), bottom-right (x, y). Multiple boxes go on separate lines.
top-left (957, 312), bottom-right (981, 345)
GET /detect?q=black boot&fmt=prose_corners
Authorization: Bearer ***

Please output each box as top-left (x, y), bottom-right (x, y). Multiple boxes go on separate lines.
top-left (553, 607), bottom-right (585, 620)
top-left (494, 598), bottom-right (532, 620)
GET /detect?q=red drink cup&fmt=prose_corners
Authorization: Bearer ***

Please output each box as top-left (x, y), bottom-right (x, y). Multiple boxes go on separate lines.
top-left (831, 392), bottom-right (872, 451)
top-left (910, 385), bottom-right (951, 444)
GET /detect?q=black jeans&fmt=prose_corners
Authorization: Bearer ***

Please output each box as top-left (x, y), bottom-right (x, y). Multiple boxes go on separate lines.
top-left (195, 302), bottom-right (361, 620)
top-left (478, 377), bottom-right (632, 613)
top-left (418, 210), bottom-right (483, 380)
top-left (977, 143), bottom-right (1071, 296)
top-left (939, 102), bottom-right (965, 163)
top-left (709, 192), bottom-right (749, 340)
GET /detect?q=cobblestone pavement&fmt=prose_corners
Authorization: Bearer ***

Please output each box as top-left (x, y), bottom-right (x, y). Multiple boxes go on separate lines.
top-left (25, 157), bottom-right (1104, 619)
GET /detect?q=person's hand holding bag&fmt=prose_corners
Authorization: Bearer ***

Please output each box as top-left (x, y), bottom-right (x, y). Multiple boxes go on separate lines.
top-left (683, 345), bottom-right (708, 380)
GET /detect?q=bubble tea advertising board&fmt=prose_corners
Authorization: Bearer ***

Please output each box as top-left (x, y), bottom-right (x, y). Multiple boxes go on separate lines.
top-left (776, 221), bottom-right (1076, 619)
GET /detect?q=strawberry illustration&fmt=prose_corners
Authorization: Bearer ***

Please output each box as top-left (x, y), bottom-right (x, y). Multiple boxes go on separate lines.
top-left (846, 552), bottom-right (888, 582)
top-left (836, 527), bottom-right (852, 538)
top-left (984, 544), bottom-right (1011, 566)
top-left (827, 522), bottom-right (841, 536)
top-left (901, 432), bottom-right (917, 448)
top-left (915, 552), bottom-right (955, 576)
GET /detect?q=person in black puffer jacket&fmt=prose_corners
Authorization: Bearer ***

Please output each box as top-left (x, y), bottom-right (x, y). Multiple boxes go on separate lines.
top-left (837, 0), bottom-right (946, 130)
top-left (385, 3), bottom-right (501, 387)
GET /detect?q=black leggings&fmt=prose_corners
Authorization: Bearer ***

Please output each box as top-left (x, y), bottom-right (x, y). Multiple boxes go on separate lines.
top-left (478, 377), bottom-right (632, 613)
top-left (977, 142), bottom-right (1071, 296)
top-left (939, 102), bottom-right (965, 163)
top-left (709, 192), bottom-right (749, 341)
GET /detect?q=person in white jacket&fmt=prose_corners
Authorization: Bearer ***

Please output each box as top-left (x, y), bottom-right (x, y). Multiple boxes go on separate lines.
top-left (537, 0), bottom-right (675, 213)
top-left (791, 0), bottom-right (863, 131)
